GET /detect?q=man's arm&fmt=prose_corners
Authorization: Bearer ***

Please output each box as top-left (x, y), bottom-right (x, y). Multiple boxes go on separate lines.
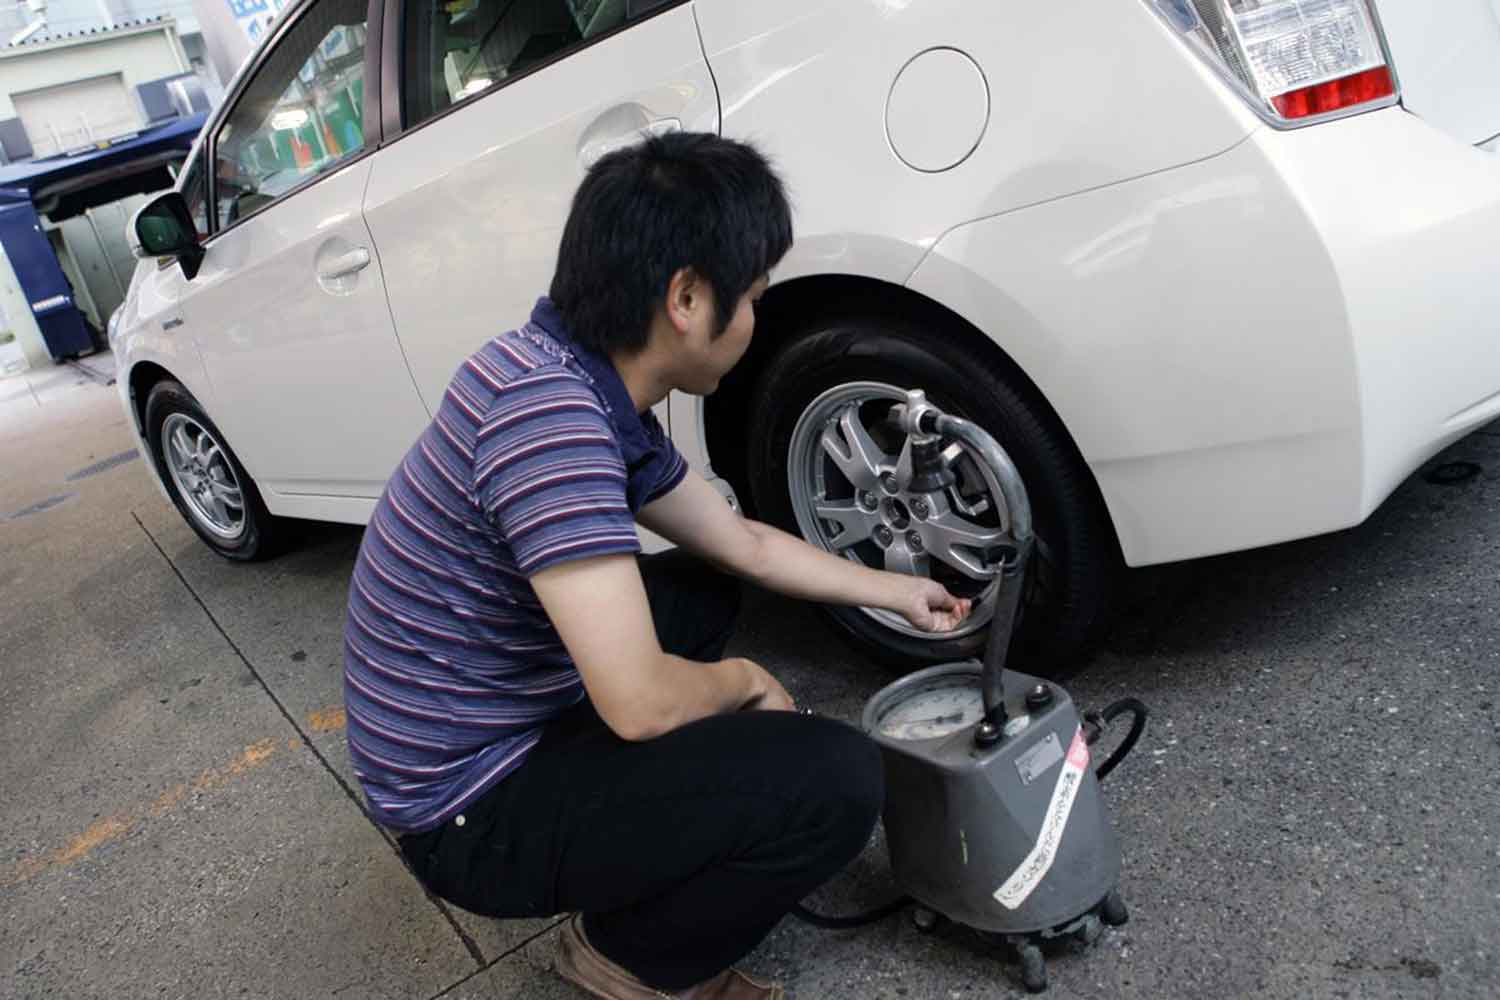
top-left (638, 472), bottom-right (971, 632)
top-left (530, 553), bottom-right (795, 742)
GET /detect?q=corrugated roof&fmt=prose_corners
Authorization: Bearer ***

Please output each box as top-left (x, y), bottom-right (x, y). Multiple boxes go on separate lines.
top-left (6, 15), bottom-right (176, 49)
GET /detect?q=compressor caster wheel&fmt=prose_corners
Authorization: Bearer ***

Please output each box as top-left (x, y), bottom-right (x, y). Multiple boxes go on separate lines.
top-left (1074, 913), bottom-right (1103, 947)
top-left (910, 907), bottom-right (944, 934)
top-left (1017, 943), bottom-right (1047, 994)
top-left (1100, 889), bottom-right (1129, 927)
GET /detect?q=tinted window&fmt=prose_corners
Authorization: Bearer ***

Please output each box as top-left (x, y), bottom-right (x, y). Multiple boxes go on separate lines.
top-left (404, 0), bottom-right (665, 128)
top-left (179, 152), bottom-right (209, 235)
top-left (213, 0), bottom-right (369, 228)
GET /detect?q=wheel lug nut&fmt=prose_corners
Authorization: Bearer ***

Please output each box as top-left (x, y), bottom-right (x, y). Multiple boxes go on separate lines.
top-left (911, 498), bottom-right (930, 520)
top-left (907, 531), bottom-right (924, 552)
top-left (874, 526), bottom-right (894, 547)
top-left (880, 473), bottom-right (899, 494)
top-left (858, 490), bottom-right (878, 511)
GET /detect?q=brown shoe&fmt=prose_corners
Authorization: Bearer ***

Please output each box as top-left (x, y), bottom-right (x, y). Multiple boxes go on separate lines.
top-left (555, 915), bottom-right (672, 999)
top-left (554, 915), bottom-right (786, 1000)
top-left (678, 967), bottom-right (786, 1000)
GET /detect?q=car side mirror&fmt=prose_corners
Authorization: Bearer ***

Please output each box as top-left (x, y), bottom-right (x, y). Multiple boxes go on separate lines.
top-left (131, 192), bottom-right (204, 280)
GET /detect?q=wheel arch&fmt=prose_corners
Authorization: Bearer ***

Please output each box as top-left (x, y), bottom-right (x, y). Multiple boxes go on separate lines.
top-left (706, 273), bottom-right (1120, 559)
top-left (127, 359), bottom-right (178, 436)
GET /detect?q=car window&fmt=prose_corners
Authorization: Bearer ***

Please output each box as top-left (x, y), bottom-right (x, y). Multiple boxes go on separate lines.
top-left (403, 0), bottom-right (669, 128)
top-left (213, 0), bottom-right (369, 229)
top-left (178, 152), bottom-right (209, 236)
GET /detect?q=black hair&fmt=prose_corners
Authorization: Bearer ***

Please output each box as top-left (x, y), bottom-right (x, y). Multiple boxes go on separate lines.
top-left (549, 132), bottom-right (793, 357)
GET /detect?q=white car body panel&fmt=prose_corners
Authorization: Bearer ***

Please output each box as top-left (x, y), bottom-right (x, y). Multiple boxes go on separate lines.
top-left (907, 130), bottom-right (1361, 566)
top-left (1376, 0), bottom-right (1500, 146)
top-left (911, 107), bottom-right (1500, 566)
top-left (362, 4), bottom-right (718, 411)
top-left (694, 0), bottom-right (1259, 257)
top-left (1256, 109), bottom-right (1500, 510)
top-left (181, 159), bottom-right (431, 499)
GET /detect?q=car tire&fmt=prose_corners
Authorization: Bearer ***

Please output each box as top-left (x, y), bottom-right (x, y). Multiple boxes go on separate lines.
top-left (145, 380), bottom-right (280, 561)
top-left (746, 316), bottom-right (1117, 674)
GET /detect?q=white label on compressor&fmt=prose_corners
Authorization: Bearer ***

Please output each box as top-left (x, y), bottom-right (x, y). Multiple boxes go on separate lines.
top-left (993, 727), bottom-right (1090, 910)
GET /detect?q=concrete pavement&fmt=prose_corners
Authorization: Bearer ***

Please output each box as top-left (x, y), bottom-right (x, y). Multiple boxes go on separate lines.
top-left (2, 367), bottom-right (1498, 999)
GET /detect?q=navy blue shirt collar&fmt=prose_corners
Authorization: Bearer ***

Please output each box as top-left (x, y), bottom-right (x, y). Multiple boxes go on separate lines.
top-left (526, 297), bottom-right (674, 505)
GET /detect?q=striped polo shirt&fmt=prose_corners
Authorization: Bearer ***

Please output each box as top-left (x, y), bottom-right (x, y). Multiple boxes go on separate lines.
top-left (343, 297), bottom-right (688, 833)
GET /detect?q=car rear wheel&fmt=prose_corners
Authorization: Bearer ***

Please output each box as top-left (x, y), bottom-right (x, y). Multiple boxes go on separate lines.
top-left (145, 380), bottom-right (280, 561)
top-left (746, 316), bottom-right (1117, 673)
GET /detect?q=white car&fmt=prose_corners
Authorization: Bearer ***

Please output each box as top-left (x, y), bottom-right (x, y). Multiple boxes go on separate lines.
top-left (115, 0), bottom-right (1500, 667)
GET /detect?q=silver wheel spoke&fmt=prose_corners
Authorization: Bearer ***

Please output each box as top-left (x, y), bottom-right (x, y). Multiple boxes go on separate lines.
top-left (814, 500), bottom-right (881, 550)
top-left (209, 478), bottom-right (242, 508)
top-left (920, 514), bottom-right (1007, 581)
top-left (170, 426), bottom-right (194, 467)
top-left (883, 541), bottom-right (930, 577)
top-left (893, 435), bottom-right (914, 492)
top-left (820, 404), bottom-right (889, 491)
top-left (209, 494), bottom-right (231, 525)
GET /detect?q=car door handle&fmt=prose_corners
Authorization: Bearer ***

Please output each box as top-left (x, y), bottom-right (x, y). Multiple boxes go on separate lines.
top-left (161, 317), bottom-right (183, 332)
top-left (580, 118), bottom-right (682, 169)
top-left (318, 247), bottom-right (371, 281)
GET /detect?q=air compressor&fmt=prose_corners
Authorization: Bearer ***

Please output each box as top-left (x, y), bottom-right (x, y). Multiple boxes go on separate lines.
top-left (797, 390), bottom-right (1147, 994)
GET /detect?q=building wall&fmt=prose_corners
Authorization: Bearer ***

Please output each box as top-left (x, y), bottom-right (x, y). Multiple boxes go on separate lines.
top-left (0, 27), bottom-right (189, 121)
top-left (0, 1), bottom-right (202, 42)
top-left (191, 0), bottom-right (292, 91)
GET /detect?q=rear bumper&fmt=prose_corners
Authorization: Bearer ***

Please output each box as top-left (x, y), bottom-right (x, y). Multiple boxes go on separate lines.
top-left (909, 108), bottom-right (1500, 566)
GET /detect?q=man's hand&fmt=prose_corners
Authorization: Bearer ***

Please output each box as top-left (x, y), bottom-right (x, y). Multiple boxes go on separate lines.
top-left (737, 658), bottom-right (796, 712)
top-left (894, 576), bottom-right (973, 633)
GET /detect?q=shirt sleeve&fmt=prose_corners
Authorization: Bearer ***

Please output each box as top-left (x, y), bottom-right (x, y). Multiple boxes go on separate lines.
top-left (638, 408), bottom-right (689, 506)
top-left (474, 369), bottom-right (642, 576)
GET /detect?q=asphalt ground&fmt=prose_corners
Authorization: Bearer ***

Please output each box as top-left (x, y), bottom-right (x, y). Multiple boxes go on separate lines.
top-left (3, 368), bottom-right (1497, 999)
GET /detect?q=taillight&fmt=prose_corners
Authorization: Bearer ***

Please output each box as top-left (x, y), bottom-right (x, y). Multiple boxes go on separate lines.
top-left (1147, 0), bottom-right (1399, 126)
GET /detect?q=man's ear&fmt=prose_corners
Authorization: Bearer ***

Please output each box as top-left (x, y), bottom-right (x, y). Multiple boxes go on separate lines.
top-left (665, 266), bottom-right (701, 334)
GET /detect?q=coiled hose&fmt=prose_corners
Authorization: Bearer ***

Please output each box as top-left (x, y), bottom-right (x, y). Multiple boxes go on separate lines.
top-left (791, 698), bottom-right (1148, 930)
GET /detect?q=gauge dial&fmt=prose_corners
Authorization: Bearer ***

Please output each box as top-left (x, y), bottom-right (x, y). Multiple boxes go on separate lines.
top-left (876, 679), bottom-right (985, 741)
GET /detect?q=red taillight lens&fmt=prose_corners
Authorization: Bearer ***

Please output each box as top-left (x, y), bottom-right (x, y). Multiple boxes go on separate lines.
top-left (1147, 0), bottom-right (1400, 127)
top-left (1271, 65), bottom-right (1395, 119)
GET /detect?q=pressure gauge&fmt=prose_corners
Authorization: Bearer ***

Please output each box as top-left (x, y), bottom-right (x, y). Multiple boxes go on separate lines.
top-left (872, 669), bottom-right (986, 742)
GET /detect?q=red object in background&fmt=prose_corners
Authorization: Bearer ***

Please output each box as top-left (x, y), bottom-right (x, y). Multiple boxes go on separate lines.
top-left (1272, 66), bottom-right (1395, 119)
top-left (290, 133), bottom-right (314, 169)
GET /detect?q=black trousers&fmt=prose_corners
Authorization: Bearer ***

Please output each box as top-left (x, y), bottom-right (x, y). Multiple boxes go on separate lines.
top-left (398, 551), bottom-right (885, 991)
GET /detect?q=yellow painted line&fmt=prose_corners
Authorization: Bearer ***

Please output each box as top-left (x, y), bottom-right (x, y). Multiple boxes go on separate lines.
top-left (307, 706), bottom-right (347, 733)
top-left (4, 708), bottom-right (350, 888)
top-left (3, 735), bottom-right (300, 888)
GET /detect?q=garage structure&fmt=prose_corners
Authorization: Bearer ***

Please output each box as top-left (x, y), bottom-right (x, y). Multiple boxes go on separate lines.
top-left (0, 16), bottom-right (212, 372)
top-left (0, 110), bottom-right (204, 371)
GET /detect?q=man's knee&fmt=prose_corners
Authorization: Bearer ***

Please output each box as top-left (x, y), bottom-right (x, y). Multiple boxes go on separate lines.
top-left (787, 717), bottom-right (885, 851)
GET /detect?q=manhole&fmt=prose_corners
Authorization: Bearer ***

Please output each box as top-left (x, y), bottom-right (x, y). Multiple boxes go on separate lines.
top-left (1424, 461), bottom-right (1481, 486)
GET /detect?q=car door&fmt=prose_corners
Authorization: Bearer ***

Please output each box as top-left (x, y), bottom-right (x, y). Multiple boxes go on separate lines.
top-left (177, 0), bottom-right (431, 503)
top-left (362, 0), bottom-right (719, 410)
